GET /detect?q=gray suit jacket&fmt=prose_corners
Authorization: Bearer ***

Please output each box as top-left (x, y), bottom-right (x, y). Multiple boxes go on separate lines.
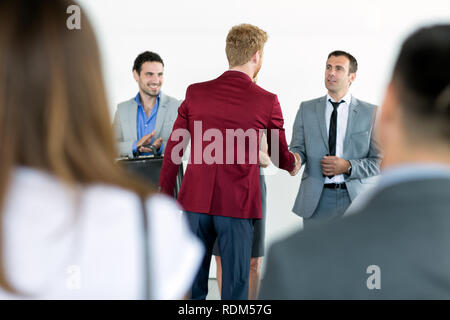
top-left (113, 92), bottom-right (181, 157)
top-left (290, 95), bottom-right (382, 218)
top-left (260, 178), bottom-right (450, 299)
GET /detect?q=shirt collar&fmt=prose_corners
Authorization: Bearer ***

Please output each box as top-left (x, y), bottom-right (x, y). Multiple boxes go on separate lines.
top-left (379, 162), bottom-right (450, 190)
top-left (326, 91), bottom-right (352, 105)
top-left (222, 70), bottom-right (253, 82)
top-left (134, 91), bottom-right (161, 108)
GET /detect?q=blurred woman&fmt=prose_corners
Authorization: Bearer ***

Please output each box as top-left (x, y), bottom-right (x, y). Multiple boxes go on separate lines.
top-left (0, 0), bottom-right (202, 299)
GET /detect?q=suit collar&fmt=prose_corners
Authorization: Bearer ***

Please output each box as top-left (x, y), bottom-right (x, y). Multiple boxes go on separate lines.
top-left (379, 163), bottom-right (450, 191)
top-left (342, 96), bottom-right (360, 157)
top-left (159, 91), bottom-right (168, 108)
top-left (134, 91), bottom-right (165, 109)
top-left (126, 99), bottom-right (138, 140)
top-left (314, 95), bottom-right (360, 153)
top-left (154, 91), bottom-right (169, 138)
top-left (349, 95), bottom-right (359, 112)
top-left (315, 96), bottom-right (329, 151)
top-left (220, 70), bottom-right (253, 82)
top-left (345, 96), bottom-right (360, 133)
top-left (326, 91), bottom-right (352, 104)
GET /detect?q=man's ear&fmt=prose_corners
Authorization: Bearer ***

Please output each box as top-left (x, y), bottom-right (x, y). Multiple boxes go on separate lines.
top-left (252, 50), bottom-right (261, 64)
top-left (349, 72), bottom-right (356, 85)
top-left (133, 69), bottom-right (139, 82)
top-left (380, 81), bottom-right (398, 125)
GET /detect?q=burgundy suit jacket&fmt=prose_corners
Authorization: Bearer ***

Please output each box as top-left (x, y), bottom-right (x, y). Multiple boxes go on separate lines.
top-left (159, 70), bottom-right (295, 219)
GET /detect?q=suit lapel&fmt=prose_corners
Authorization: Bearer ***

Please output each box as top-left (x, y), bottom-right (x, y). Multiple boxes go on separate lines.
top-left (155, 92), bottom-right (168, 138)
top-left (315, 96), bottom-right (329, 152)
top-left (126, 100), bottom-right (138, 141)
top-left (343, 96), bottom-right (359, 156)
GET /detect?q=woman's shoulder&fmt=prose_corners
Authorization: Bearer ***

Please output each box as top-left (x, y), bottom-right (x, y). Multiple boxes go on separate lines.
top-left (8, 167), bottom-right (180, 220)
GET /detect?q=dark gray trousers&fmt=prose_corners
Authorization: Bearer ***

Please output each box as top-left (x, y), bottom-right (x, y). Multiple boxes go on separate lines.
top-left (303, 187), bottom-right (351, 229)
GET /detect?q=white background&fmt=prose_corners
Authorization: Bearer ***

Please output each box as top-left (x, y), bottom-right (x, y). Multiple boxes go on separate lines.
top-left (78, 0), bottom-right (450, 277)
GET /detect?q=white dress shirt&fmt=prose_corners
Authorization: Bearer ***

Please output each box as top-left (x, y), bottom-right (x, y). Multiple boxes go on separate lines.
top-left (324, 91), bottom-right (352, 184)
top-left (0, 167), bottom-right (203, 300)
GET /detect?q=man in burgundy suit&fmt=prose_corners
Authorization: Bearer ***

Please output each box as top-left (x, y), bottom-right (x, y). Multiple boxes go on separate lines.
top-left (159, 24), bottom-right (301, 300)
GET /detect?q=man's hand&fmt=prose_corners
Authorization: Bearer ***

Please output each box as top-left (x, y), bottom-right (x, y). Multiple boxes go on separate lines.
top-left (321, 156), bottom-right (350, 176)
top-left (259, 150), bottom-right (271, 168)
top-left (150, 137), bottom-right (163, 151)
top-left (290, 152), bottom-right (301, 176)
top-left (259, 132), bottom-right (270, 168)
top-left (137, 130), bottom-right (162, 154)
top-left (137, 131), bottom-right (155, 148)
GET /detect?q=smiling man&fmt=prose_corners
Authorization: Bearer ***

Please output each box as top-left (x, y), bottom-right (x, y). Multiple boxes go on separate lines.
top-left (289, 50), bottom-right (382, 228)
top-left (113, 51), bottom-right (181, 157)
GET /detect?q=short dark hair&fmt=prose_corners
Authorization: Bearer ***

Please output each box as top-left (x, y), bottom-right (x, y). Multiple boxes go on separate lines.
top-left (327, 50), bottom-right (358, 73)
top-left (133, 51), bottom-right (164, 74)
top-left (392, 24), bottom-right (450, 142)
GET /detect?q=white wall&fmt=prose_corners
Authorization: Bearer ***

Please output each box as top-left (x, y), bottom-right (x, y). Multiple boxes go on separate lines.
top-left (77, 0), bottom-right (450, 277)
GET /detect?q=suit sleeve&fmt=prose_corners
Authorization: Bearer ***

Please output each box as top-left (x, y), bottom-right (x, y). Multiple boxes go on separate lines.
top-left (267, 95), bottom-right (295, 172)
top-left (158, 95), bottom-right (190, 197)
top-left (347, 106), bottom-right (383, 180)
top-left (289, 103), bottom-right (307, 166)
top-left (113, 107), bottom-right (135, 158)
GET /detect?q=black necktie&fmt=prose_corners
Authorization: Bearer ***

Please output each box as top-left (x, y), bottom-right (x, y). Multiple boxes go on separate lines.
top-left (327, 99), bottom-right (344, 178)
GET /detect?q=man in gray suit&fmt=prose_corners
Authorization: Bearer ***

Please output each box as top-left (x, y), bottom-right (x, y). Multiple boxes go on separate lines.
top-left (260, 24), bottom-right (450, 299)
top-left (290, 51), bottom-right (382, 227)
top-left (113, 51), bottom-right (181, 158)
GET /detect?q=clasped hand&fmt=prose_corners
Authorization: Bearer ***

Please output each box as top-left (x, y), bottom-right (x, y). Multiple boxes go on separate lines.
top-left (321, 156), bottom-right (350, 176)
top-left (137, 130), bottom-right (162, 154)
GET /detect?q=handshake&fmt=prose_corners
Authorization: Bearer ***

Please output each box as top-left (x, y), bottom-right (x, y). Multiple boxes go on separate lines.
top-left (289, 152), bottom-right (301, 176)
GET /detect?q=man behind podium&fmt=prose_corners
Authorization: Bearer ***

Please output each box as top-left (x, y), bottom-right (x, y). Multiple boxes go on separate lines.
top-left (159, 24), bottom-right (300, 300)
top-left (113, 51), bottom-right (181, 158)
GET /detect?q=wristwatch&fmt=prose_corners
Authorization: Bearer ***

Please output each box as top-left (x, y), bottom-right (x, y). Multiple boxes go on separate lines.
top-left (137, 144), bottom-right (158, 156)
top-left (149, 145), bottom-right (158, 155)
top-left (347, 161), bottom-right (352, 175)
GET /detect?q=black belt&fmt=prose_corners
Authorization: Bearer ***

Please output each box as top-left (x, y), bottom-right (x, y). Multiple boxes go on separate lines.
top-left (324, 183), bottom-right (347, 190)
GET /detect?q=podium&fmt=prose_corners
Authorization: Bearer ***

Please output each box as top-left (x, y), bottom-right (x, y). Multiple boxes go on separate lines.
top-left (117, 155), bottom-right (183, 199)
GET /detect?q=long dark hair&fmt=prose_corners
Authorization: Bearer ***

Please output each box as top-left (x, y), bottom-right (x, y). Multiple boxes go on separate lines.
top-left (0, 0), bottom-right (153, 292)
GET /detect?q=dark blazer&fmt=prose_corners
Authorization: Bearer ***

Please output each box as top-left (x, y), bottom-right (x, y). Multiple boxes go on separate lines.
top-left (159, 70), bottom-right (294, 219)
top-left (260, 177), bottom-right (450, 299)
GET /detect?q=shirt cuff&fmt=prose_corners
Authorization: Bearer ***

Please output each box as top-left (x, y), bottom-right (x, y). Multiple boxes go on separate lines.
top-left (158, 142), bottom-right (164, 155)
top-left (345, 159), bottom-right (354, 179)
top-left (132, 141), bottom-right (138, 156)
